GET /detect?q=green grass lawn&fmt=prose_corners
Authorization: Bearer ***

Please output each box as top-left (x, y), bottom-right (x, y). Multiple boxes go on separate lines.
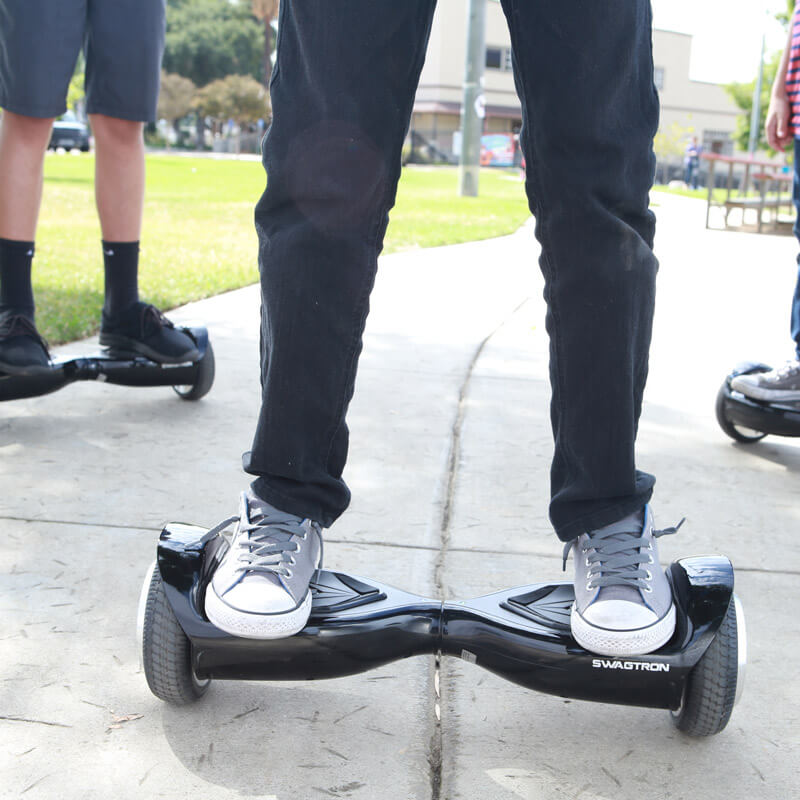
top-left (35, 154), bottom-right (531, 344)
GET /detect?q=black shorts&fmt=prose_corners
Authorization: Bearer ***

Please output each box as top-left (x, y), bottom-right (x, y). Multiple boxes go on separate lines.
top-left (0, 0), bottom-right (166, 121)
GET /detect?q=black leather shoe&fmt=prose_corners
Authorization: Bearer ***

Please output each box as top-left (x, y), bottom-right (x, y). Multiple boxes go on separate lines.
top-left (0, 312), bottom-right (51, 375)
top-left (99, 302), bottom-right (199, 364)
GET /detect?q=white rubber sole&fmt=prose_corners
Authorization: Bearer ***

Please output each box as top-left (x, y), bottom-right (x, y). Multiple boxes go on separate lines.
top-left (571, 603), bottom-right (676, 657)
top-left (205, 586), bottom-right (313, 640)
top-left (730, 379), bottom-right (800, 403)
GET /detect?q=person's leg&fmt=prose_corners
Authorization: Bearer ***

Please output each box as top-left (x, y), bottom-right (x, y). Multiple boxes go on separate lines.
top-left (501, 0), bottom-right (658, 541)
top-left (732, 139), bottom-right (800, 399)
top-left (85, 0), bottom-right (195, 362)
top-left (244, 0), bottom-right (438, 528)
top-left (500, 0), bottom-right (672, 655)
top-left (207, 0), bottom-right (438, 639)
top-left (0, 114), bottom-right (52, 372)
top-left (0, 112), bottom-right (54, 243)
top-left (0, 0), bottom-right (87, 371)
top-left (91, 114), bottom-right (145, 243)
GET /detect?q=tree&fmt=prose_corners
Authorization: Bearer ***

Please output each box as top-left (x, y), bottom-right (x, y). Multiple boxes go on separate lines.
top-left (196, 74), bottom-right (268, 151)
top-left (157, 72), bottom-right (197, 141)
top-left (163, 0), bottom-right (263, 88)
top-left (197, 74), bottom-right (268, 124)
top-left (251, 0), bottom-right (279, 89)
top-left (67, 54), bottom-right (85, 115)
top-left (67, 70), bottom-right (85, 114)
top-left (654, 121), bottom-right (696, 163)
top-left (775, 0), bottom-right (795, 29)
top-left (726, 50), bottom-right (782, 154)
top-left (195, 79), bottom-right (229, 124)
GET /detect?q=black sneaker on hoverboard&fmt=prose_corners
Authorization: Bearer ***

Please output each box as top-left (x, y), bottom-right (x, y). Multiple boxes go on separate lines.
top-left (0, 312), bottom-right (51, 376)
top-left (99, 302), bottom-right (199, 364)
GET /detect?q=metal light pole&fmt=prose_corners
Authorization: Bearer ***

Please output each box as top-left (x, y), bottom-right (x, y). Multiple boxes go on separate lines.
top-left (748, 34), bottom-right (766, 156)
top-left (458, 0), bottom-right (486, 197)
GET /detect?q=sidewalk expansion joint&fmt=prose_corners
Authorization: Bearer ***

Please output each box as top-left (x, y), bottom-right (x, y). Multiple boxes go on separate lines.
top-left (429, 297), bottom-right (531, 800)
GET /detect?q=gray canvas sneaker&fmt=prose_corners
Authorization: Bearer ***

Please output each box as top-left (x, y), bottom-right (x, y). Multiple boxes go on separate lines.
top-left (730, 359), bottom-right (800, 402)
top-left (564, 506), bottom-right (681, 656)
top-left (205, 490), bottom-right (323, 639)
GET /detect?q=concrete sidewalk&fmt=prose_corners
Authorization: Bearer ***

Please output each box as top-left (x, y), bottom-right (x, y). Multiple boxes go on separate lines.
top-left (1, 194), bottom-right (797, 799)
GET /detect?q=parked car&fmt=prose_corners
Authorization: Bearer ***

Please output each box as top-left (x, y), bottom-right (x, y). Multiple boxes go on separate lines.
top-left (49, 113), bottom-right (90, 152)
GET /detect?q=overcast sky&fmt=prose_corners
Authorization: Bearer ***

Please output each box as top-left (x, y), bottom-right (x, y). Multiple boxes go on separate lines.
top-left (651, 0), bottom-right (790, 84)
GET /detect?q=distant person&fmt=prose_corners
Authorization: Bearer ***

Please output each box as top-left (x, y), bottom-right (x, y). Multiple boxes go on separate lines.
top-left (731, 6), bottom-right (800, 401)
top-left (683, 136), bottom-right (701, 190)
top-left (201, 1), bottom-right (682, 660)
top-left (0, 0), bottom-right (197, 376)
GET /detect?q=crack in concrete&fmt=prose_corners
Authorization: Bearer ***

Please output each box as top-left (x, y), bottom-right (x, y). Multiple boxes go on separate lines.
top-left (429, 299), bottom-right (531, 800)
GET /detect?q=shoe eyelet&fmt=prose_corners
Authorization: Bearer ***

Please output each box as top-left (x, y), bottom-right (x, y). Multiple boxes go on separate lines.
top-left (586, 582), bottom-right (594, 592)
top-left (284, 568), bottom-right (293, 578)
top-left (648, 555), bottom-right (654, 564)
top-left (584, 557), bottom-right (590, 567)
top-left (644, 586), bottom-right (653, 593)
top-left (289, 557), bottom-right (296, 566)
top-left (646, 570), bottom-right (652, 580)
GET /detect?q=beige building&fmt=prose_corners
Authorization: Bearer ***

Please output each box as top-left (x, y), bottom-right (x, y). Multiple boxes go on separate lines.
top-left (653, 30), bottom-right (741, 159)
top-left (409, 1), bottom-right (743, 163)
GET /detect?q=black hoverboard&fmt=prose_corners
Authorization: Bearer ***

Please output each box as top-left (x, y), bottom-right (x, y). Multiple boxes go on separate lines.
top-left (138, 524), bottom-right (745, 737)
top-left (0, 326), bottom-right (214, 402)
top-left (716, 362), bottom-right (800, 443)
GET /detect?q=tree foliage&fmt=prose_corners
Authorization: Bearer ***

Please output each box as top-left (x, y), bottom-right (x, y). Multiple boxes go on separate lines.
top-left (157, 72), bottom-right (197, 125)
top-left (196, 74), bottom-right (268, 125)
top-left (775, 0), bottom-right (795, 29)
top-left (162, 0), bottom-right (263, 87)
top-left (726, 50), bottom-right (782, 153)
top-left (654, 121), bottom-right (696, 162)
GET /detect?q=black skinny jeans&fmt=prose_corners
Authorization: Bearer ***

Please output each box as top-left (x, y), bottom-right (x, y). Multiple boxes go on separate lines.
top-left (244, 0), bottom-right (660, 542)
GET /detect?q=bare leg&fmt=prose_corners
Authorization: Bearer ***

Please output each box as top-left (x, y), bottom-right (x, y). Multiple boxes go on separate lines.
top-left (0, 111), bottom-right (54, 240)
top-left (90, 114), bottom-right (145, 241)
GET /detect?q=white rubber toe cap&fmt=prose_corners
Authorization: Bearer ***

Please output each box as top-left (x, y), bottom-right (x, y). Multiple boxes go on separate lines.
top-left (213, 575), bottom-right (296, 614)
top-left (572, 603), bottom-right (676, 656)
top-left (205, 583), bottom-right (312, 639)
top-left (582, 599), bottom-right (658, 631)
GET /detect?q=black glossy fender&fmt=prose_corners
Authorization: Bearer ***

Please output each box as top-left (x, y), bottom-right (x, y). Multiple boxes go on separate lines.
top-left (0, 326), bottom-right (210, 401)
top-left (157, 525), bottom-right (735, 711)
top-left (719, 366), bottom-right (800, 438)
top-left (440, 554), bottom-right (732, 710)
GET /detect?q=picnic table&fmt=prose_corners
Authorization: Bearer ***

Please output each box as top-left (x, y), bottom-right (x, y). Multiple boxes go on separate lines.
top-left (702, 152), bottom-right (793, 233)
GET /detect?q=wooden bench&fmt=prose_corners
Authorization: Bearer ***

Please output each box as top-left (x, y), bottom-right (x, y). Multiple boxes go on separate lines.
top-left (702, 153), bottom-right (793, 233)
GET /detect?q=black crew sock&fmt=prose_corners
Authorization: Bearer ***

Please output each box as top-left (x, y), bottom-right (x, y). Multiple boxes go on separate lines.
top-left (0, 238), bottom-right (36, 321)
top-left (102, 240), bottom-right (140, 318)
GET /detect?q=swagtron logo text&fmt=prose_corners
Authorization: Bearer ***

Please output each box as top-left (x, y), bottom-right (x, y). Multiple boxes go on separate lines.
top-left (592, 659), bottom-right (670, 672)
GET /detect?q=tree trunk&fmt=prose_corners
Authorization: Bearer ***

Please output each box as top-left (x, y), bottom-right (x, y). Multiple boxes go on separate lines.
top-left (195, 114), bottom-right (205, 150)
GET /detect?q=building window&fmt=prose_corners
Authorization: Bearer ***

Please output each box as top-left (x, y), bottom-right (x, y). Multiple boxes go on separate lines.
top-left (654, 67), bottom-right (665, 91)
top-left (703, 130), bottom-right (733, 156)
top-left (486, 46), bottom-right (513, 72)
